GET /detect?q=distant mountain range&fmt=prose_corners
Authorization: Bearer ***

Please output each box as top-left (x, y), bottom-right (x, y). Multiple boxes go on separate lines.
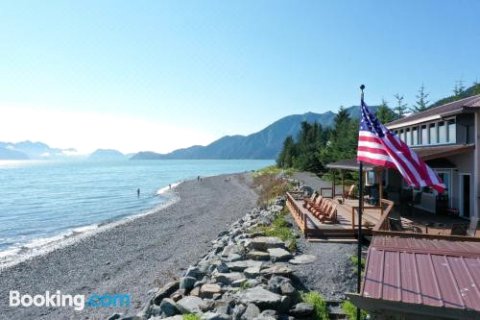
top-left (88, 149), bottom-right (127, 160)
top-left (0, 141), bottom-right (77, 160)
top-left (131, 105), bottom-right (377, 160)
top-left (0, 142), bottom-right (129, 161)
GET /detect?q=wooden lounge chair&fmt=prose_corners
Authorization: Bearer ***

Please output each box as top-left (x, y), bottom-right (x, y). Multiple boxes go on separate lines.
top-left (318, 201), bottom-right (338, 224)
top-left (310, 199), bottom-right (337, 224)
top-left (309, 197), bottom-right (328, 216)
top-left (306, 194), bottom-right (324, 211)
top-left (343, 184), bottom-right (356, 199)
top-left (303, 192), bottom-right (318, 209)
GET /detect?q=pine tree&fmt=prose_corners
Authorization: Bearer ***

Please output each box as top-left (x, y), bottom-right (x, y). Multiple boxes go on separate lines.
top-left (376, 99), bottom-right (397, 123)
top-left (393, 94), bottom-right (408, 118)
top-left (453, 80), bottom-right (465, 97)
top-left (411, 84), bottom-right (430, 112)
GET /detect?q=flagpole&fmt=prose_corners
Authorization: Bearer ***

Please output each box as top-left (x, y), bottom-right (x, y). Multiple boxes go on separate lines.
top-left (356, 84), bottom-right (365, 320)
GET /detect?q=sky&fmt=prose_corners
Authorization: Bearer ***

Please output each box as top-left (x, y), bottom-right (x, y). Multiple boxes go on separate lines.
top-left (1, 1), bottom-right (479, 154)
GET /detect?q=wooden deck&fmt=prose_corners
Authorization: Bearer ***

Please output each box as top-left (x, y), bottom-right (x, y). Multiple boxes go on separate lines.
top-left (286, 192), bottom-right (395, 240)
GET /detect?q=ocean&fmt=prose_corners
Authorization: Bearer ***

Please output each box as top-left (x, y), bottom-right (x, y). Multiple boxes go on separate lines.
top-left (0, 159), bottom-right (273, 267)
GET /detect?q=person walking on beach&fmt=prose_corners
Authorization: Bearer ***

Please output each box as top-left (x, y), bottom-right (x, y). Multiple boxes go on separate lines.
top-left (137, 188), bottom-right (140, 197)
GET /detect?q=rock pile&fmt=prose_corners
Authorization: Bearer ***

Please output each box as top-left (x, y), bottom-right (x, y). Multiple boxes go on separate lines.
top-left (115, 198), bottom-right (319, 320)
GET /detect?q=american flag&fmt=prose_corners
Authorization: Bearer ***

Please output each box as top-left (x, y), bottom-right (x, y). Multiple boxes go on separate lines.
top-left (357, 97), bottom-right (445, 193)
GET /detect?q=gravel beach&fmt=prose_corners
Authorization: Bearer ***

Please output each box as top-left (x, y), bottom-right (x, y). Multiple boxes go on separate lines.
top-left (0, 173), bottom-right (258, 320)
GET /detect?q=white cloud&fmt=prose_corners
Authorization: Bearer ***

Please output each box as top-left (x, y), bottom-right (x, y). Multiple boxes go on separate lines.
top-left (0, 105), bottom-right (216, 154)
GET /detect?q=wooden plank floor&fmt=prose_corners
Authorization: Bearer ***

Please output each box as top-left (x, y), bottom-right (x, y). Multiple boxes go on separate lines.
top-left (286, 193), bottom-right (381, 239)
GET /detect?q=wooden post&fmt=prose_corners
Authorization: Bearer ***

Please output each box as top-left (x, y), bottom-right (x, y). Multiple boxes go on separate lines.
top-left (377, 168), bottom-right (384, 215)
top-left (303, 213), bottom-right (307, 237)
top-left (332, 170), bottom-right (336, 198)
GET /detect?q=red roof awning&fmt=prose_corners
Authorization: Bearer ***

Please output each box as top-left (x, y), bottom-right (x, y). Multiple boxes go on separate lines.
top-left (348, 235), bottom-right (480, 318)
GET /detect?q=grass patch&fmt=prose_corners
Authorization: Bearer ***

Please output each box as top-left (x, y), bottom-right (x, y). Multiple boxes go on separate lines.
top-left (341, 300), bottom-right (368, 320)
top-left (350, 255), bottom-right (366, 270)
top-left (301, 291), bottom-right (329, 320)
top-left (183, 314), bottom-right (201, 320)
top-left (253, 174), bottom-right (294, 206)
top-left (255, 209), bottom-right (297, 252)
top-left (253, 165), bottom-right (296, 178)
top-left (239, 280), bottom-right (251, 290)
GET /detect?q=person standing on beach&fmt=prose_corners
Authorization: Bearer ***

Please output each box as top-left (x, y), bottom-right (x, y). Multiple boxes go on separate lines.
top-left (137, 188), bottom-right (140, 197)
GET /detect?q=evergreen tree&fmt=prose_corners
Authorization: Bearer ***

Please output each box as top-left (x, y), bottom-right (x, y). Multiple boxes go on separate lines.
top-left (411, 84), bottom-right (430, 113)
top-left (276, 135), bottom-right (296, 168)
top-left (322, 107), bottom-right (358, 164)
top-left (375, 99), bottom-right (397, 123)
top-left (393, 94), bottom-right (408, 118)
top-left (453, 80), bottom-right (465, 97)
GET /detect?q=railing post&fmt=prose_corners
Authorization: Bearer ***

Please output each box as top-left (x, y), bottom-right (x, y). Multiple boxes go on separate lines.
top-left (303, 213), bottom-right (307, 237)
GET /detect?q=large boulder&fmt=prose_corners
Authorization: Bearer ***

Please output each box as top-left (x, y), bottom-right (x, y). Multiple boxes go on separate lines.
top-left (201, 312), bottom-right (231, 320)
top-left (241, 303), bottom-right (260, 319)
top-left (215, 272), bottom-right (246, 285)
top-left (260, 265), bottom-right (293, 277)
top-left (180, 276), bottom-right (197, 290)
top-left (248, 237), bottom-right (285, 251)
top-left (153, 281), bottom-right (180, 305)
top-left (247, 250), bottom-right (270, 261)
top-left (159, 298), bottom-right (180, 317)
top-left (176, 296), bottom-right (205, 314)
top-left (267, 248), bottom-right (293, 262)
top-left (200, 283), bottom-right (222, 299)
top-left (238, 286), bottom-right (282, 310)
top-left (227, 260), bottom-right (263, 272)
top-left (289, 302), bottom-right (314, 318)
top-left (289, 255), bottom-right (316, 265)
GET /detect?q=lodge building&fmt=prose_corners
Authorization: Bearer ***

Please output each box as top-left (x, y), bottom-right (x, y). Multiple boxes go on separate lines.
top-left (381, 94), bottom-right (480, 220)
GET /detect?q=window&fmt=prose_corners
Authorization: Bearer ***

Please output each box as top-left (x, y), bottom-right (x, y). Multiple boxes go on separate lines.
top-left (366, 171), bottom-right (376, 186)
top-left (429, 123), bottom-right (437, 144)
top-left (405, 128), bottom-right (411, 145)
top-left (437, 172), bottom-right (450, 196)
top-left (412, 127), bottom-right (418, 145)
top-left (448, 119), bottom-right (456, 143)
top-left (438, 121), bottom-right (447, 144)
top-left (421, 125), bottom-right (428, 145)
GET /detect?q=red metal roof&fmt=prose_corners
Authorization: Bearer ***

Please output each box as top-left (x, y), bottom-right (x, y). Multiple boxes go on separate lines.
top-left (362, 236), bottom-right (480, 313)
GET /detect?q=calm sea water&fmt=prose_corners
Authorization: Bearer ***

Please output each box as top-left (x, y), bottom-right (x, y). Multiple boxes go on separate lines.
top-left (0, 159), bottom-right (273, 266)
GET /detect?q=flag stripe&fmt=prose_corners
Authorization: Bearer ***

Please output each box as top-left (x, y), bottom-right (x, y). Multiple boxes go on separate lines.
top-left (356, 98), bottom-right (445, 193)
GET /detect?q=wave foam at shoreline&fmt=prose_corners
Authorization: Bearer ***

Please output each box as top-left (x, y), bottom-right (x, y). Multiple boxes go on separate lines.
top-left (0, 189), bottom-right (181, 271)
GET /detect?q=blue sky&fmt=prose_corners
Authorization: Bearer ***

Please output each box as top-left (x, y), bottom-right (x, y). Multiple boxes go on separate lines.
top-left (1, 1), bottom-right (479, 153)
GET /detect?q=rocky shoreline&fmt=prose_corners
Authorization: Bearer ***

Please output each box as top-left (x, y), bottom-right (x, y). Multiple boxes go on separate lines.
top-left (113, 195), bottom-right (352, 320)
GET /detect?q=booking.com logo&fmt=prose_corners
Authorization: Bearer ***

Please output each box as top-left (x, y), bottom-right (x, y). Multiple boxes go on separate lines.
top-left (9, 290), bottom-right (130, 311)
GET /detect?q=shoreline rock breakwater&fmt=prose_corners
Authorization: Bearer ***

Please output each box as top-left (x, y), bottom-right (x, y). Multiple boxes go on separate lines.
top-left (115, 197), bottom-right (320, 320)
